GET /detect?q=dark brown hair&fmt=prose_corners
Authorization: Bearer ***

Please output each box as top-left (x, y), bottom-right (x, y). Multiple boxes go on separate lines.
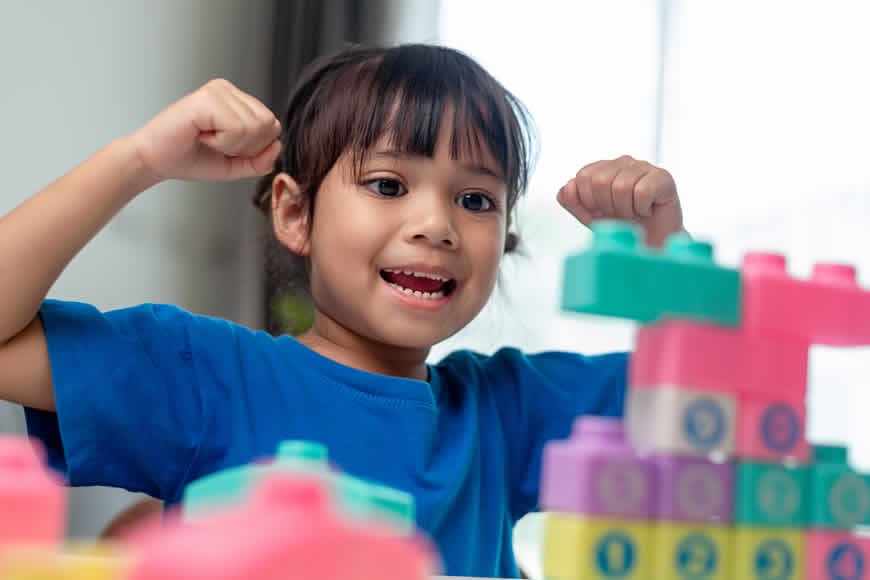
top-left (254, 43), bottom-right (536, 292)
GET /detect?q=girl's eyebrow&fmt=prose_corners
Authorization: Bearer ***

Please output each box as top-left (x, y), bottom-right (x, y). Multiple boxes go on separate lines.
top-left (368, 149), bottom-right (505, 182)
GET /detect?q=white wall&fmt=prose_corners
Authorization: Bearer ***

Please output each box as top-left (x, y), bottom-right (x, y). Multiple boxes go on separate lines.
top-left (0, 0), bottom-right (273, 537)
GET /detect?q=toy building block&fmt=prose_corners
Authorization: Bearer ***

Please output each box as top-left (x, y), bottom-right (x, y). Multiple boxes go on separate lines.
top-left (806, 530), bottom-right (869, 580)
top-left (631, 320), bottom-right (809, 400)
top-left (274, 439), bottom-right (328, 467)
top-left (732, 527), bottom-right (804, 580)
top-left (337, 474), bottom-right (416, 534)
top-left (0, 543), bottom-right (124, 580)
top-left (543, 514), bottom-right (651, 580)
top-left (738, 398), bottom-right (809, 462)
top-left (808, 445), bottom-right (870, 529)
top-left (562, 221), bottom-right (741, 326)
top-left (182, 439), bottom-right (416, 533)
top-left (540, 417), bottom-right (655, 518)
top-left (625, 387), bottom-right (737, 457)
top-left (630, 320), bottom-right (810, 461)
top-left (650, 454), bottom-right (734, 524)
top-left (182, 439), bottom-right (330, 517)
top-left (0, 436), bottom-right (66, 549)
top-left (130, 474), bottom-right (437, 580)
top-left (650, 523), bottom-right (731, 580)
top-left (742, 253), bottom-right (870, 346)
top-left (735, 461), bottom-right (808, 528)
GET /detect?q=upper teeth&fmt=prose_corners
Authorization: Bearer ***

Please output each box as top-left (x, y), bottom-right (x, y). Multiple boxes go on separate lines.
top-left (384, 268), bottom-right (450, 282)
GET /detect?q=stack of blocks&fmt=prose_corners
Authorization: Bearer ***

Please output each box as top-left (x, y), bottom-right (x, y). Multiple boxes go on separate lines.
top-left (541, 220), bottom-right (870, 580)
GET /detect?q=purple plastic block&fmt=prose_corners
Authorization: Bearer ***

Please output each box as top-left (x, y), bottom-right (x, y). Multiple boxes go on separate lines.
top-left (540, 416), bottom-right (655, 518)
top-left (651, 454), bottom-right (734, 524)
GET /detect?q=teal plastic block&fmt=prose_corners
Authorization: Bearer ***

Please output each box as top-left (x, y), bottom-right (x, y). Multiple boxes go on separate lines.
top-left (808, 444), bottom-right (870, 528)
top-left (275, 439), bottom-right (328, 468)
top-left (338, 475), bottom-right (416, 534)
top-left (562, 221), bottom-right (741, 326)
top-left (735, 460), bottom-right (808, 527)
top-left (182, 440), bottom-right (416, 533)
top-left (182, 440), bottom-right (330, 518)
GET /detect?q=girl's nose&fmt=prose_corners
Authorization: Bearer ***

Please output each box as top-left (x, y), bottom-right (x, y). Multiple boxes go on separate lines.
top-left (407, 199), bottom-right (459, 248)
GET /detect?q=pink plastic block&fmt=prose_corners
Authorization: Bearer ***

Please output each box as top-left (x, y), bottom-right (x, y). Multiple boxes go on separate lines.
top-left (630, 320), bottom-right (808, 402)
top-left (540, 417), bottom-right (655, 518)
top-left (737, 397), bottom-right (809, 462)
top-left (629, 320), bottom-right (810, 460)
top-left (0, 436), bottom-right (66, 549)
top-left (806, 530), bottom-right (869, 580)
top-left (128, 474), bottom-right (437, 580)
top-left (742, 253), bottom-right (870, 346)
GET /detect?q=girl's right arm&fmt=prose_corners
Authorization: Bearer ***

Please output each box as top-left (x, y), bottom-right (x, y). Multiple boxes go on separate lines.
top-left (0, 79), bottom-right (282, 411)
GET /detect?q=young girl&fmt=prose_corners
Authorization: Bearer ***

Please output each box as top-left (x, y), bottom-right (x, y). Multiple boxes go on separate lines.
top-left (0, 44), bottom-right (683, 577)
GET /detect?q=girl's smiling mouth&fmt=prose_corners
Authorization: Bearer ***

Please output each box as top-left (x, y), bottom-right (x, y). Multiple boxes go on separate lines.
top-left (379, 267), bottom-right (457, 308)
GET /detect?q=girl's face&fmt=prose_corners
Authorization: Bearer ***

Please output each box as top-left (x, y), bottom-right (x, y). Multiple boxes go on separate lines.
top-left (302, 122), bottom-right (508, 350)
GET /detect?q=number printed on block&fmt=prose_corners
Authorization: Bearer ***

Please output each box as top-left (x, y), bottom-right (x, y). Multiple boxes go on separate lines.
top-left (807, 530), bottom-right (869, 580)
top-left (543, 513), bottom-right (651, 580)
top-left (626, 386), bottom-right (736, 457)
top-left (733, 527), bottom-right (804, 580)
top-left (651, 454), bottom-right (734, 524)
top-left (738, 398), bottom-right (809, 462)
top-left (652, 522), bottom-right (731, 579)
top-left (735, 461), bottom-right (808, 527)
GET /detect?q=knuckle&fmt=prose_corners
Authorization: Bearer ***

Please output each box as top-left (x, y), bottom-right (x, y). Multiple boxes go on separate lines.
top-left (590, 173), bottom-right (611, 190)
top-left (210, 77), bottom-right (233, 89)
top-left (634, 179), bottom-right (655, 200)
top-left (578, 190), bottom-right (597, 208)
top-left (259, 112), bottom-right (278, 130)
top-left (612, 178), bottom-right (631, 194)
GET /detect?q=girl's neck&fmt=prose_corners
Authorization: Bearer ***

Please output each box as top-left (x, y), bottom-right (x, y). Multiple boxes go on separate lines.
top-left (295, 312), bottom-right (430, 381)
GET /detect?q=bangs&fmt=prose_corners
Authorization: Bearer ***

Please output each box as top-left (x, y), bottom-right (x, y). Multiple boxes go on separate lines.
top-left (286, 44), bottom-right (535, 208)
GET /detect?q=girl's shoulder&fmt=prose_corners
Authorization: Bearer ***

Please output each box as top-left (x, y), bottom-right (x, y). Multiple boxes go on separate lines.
top-left (433, 346), bottom-right (629, 389)
top-left (41, 298), bottom-right (280, 359)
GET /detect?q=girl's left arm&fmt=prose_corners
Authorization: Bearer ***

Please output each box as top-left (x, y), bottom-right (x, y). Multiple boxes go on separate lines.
top-left (557, 155), bottom-right (685, 247)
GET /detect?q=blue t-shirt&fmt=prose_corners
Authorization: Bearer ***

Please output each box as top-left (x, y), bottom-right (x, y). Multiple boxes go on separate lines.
top-left (25, 300), bottom-right (627, 578)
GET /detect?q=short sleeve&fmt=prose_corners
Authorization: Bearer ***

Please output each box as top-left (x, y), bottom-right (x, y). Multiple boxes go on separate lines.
top-left (24, 300), bottom-right (209, 501)
top-left (484, 348), bottom-right (629, 518)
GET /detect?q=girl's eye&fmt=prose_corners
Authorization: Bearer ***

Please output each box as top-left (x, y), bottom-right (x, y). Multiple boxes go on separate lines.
top-left (456, 192), bottom-right (495, 212)
top-left (365, 178), bottom-right (406, 198)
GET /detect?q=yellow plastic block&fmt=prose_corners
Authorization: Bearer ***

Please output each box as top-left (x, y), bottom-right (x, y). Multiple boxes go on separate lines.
top-left (733, 527), bottom-right (804, 580)
top-left (651, 522), bottom-right (731, 579)
top-left (543, 513), bottom-right (651, 580)
top-left (0, 543), bottom-right (123, 580)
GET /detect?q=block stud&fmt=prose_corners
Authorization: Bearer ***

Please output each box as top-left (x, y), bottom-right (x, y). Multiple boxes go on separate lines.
top-left (592, 220), bottom-right (641, 250)
top-left (665, 234), bottom-right (713, 262)
top-left (811, 263), bottom-right (858, 287)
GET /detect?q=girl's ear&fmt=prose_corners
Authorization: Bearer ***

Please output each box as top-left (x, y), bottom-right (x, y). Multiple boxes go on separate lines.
top-left (271, 173), bottom-right (311, 256)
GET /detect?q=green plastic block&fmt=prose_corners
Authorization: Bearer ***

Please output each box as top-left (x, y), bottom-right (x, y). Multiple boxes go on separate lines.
top-left (338, 474), bottom-right (415, 534)
top-left (562, 221), bottom-right (741, 326)
top-left (181, 463), bottom-right (260, 518)
top-left (182, 440), bottom-right (330, 518)
top-left (808, 445), bottom-right (870, 528)
top-left (182, 440), bottom-right (416, 534)
top-left (276, 439), bottom-right (329, 468)
top-left (735, 461), bottom-right (808, 527)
